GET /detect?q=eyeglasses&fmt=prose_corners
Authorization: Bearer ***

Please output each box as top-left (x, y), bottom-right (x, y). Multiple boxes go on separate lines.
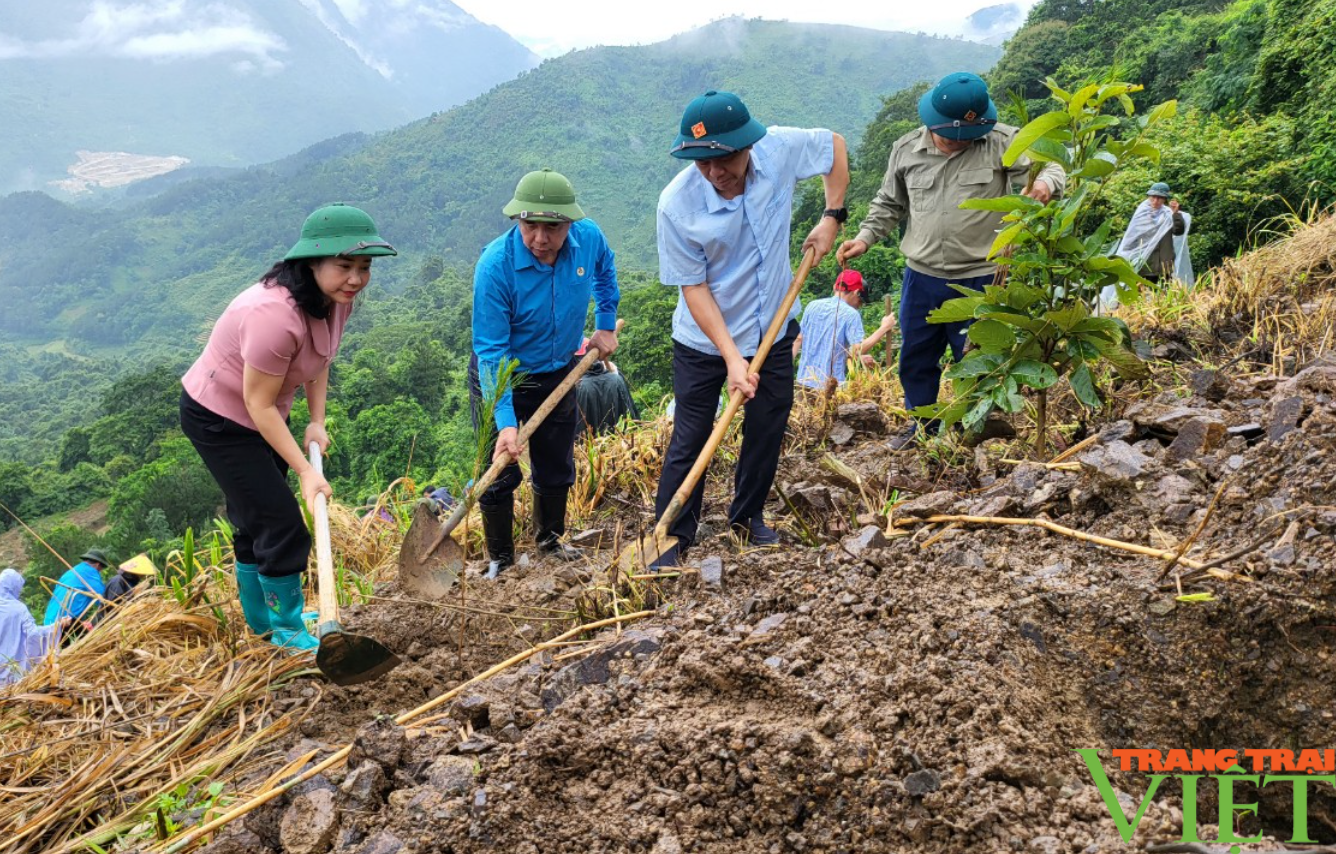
top-left (671, 139), bottom-right (742, 155)
top-left (928, 117), bottom-right (997, 132)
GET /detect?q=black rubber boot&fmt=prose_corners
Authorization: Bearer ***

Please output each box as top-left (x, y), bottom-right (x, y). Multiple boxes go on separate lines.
top-left (533, 487), bottom-right (583, 562)
top-left (481, 501), bottom-right (515, 580)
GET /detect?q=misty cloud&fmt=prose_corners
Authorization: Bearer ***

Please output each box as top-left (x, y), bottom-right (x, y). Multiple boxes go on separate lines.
top-left (0, 1), bottom-right (287, 70)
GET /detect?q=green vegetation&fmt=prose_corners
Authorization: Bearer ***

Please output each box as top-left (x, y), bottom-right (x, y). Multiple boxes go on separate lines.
top-left (4, 2), bottom-right (1331, 595)
top-left (921, 78), bottom-right (1168, 455)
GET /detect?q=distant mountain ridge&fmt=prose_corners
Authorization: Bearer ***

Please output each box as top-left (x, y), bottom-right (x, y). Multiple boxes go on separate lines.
top-left (0, 17), bottom-right (999, 361)
top-left (0, 0), bottom-right (539, 195)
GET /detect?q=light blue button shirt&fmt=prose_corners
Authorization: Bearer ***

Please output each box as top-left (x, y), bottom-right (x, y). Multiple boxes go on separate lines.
top-left (796, 295), bottom-right (866, 388)
top-left (473, 219), bottom-right (619, 431)
top-left (657, 126), bottom-right (835, 357)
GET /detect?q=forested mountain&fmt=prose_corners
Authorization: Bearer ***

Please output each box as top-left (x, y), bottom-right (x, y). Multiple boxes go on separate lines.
top-left (0, 0), bottom-right (539, 195)
top-left (6, 0), bottom-right (1332, 576)
top-left (0, 18), bottom-right (1000, 352)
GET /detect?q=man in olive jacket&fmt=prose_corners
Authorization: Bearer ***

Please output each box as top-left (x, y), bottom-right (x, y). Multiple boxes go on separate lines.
top-left (838, 72), bottom-right (1066, 448)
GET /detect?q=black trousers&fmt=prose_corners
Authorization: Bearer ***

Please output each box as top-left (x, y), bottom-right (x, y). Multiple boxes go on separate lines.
top-left (468, 355), bottom-right (579, 508)
top-left (654, 321), bottom-right (799, 547)
top-left (180, 390), bottom-right (311, 578)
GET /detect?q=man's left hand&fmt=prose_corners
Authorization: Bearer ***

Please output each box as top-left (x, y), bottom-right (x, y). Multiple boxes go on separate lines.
top-left (587, 329), bottom-right (618, 358)
top-left (1024, 180), bottom-right (1052, 204)
top-left (801, 217), bottom-right (840, 262)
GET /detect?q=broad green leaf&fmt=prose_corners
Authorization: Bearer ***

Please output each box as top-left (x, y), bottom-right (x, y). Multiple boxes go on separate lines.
top-left (945, 354), bottom-right (1003, 379)
top-left (967, 318), bottom-right (1017, 352)
top-left (1044, 77), bottom-right (1072, 102)
top-left (1027, 137), bottom-right (1073, 171)
top-left (1072, 157), bottom-right (1115, 179)
top-left (1090, 337), bottom-right (1150, 378)
top-left (1067, 336), bottom-right (1101, 361)
top-left (1067, 83), bottom-right (1100, 117)
top-left (1069, 362), bottom-right (1101, 408)
top-left (1093, 83), bottom-right (1134, 106)
top-left (1077, 115), bottom-right (1121, 134)
top-left (988, 222), bottom-right (1026, 259)
top-left (1147, 99), bottom-right (1179, 125)
top-left (959, 194), bottom-right (1040, 213)
top-left (1045, 301), bottom-right (1089, 332)
top-left (1003, 112), bottom-right (1072, 168)
top-left (1126, 142), bottom-right (1160, 164)
top-left (1069, 317), bottom-right (1122, 336)
top-left (1057, 236), bottom-right (1086, 254)
top-left (963, 397), bottom-right (994, 431)
top-left (1011, 359), bottom-right (1059, 389)
top-left (978, 311), bottom-right (1049, 334)
top-left (1003, 282), bottom-right (1045, 310)
top-left (1117, 93), bottom-right (1135, 115)
top-left (927, 296), bottom-right (985, 324)
top-left (947, 284), bottom-right (987, 299)
top-left (991, 385), bottom-right (1025, 414)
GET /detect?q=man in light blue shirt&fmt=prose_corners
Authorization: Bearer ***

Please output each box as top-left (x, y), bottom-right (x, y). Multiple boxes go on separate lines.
top-left (471, 169), bottom-right (619, 578)
top-left (795, 269), bottom-right (897, 390)
top-left (652, 90), bottom-right (848, 566)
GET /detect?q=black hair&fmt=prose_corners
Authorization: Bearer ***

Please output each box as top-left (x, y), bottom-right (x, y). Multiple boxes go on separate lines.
top-left (261, 260), bottom-right (330, 319)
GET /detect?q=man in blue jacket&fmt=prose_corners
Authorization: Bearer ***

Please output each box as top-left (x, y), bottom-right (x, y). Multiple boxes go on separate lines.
top-left (43, 548), bottom-right (110, 631)
top-left (471, 169), bottom-right (620, 579)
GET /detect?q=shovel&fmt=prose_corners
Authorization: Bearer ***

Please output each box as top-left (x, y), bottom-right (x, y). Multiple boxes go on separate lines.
top-left (398, 319), bottom-right (625, 599)
top-left (309, 442), bottom-right (402, 686)
top-left (618, 247), bottom-right (817, 572)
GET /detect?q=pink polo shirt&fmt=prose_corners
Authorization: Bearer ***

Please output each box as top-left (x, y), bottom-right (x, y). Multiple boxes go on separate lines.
top-left (182, 283), bottom-right (353, 430)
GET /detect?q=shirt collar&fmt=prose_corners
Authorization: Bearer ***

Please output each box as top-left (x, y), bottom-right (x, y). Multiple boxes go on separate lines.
top-left (511, 221), bottom-right (580, 270)
top-left (700, 156), bottom-right (756, 214)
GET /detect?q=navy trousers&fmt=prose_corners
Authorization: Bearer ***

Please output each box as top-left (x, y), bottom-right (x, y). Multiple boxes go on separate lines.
top-left (468, 355), bottom-right (579, 508)
top-left (654, 320), bottom-right (799, 547)
top-left (899, 268), bottom-right (995, 412)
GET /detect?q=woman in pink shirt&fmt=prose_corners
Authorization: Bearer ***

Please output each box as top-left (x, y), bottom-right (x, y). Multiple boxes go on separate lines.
top-left (180, 204), bottom-right (395, 651)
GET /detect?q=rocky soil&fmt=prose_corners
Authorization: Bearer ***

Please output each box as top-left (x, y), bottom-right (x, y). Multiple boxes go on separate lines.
top-left (200, 357), bottom-right (1336, 854)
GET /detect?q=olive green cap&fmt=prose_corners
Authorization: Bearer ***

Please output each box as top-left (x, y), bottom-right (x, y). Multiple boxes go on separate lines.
top-left (502, 169), bottom-right (585, 223)
top-left (284, 203), bottom-right (397, 260)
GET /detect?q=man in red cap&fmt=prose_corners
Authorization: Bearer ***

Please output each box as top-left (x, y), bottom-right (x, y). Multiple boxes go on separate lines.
top-left (794, 269), bottom-right (897, 390)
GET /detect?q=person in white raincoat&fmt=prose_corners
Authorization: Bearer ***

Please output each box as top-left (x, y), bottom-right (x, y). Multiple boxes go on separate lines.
top-left (1103, 182), bottom-right (1190, 309)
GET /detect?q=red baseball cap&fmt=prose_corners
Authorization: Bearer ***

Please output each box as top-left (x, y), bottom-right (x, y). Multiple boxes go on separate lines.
top-left (834, 269), bottom-right (866, 293)
top-left (575, 337), bottom-right (591, 356)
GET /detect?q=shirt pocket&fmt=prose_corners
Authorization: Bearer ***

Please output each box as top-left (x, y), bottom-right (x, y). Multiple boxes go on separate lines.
top-left (954, 168), bottom-right (995, 207)
top-left (907, 173), bottom-right (936, 213)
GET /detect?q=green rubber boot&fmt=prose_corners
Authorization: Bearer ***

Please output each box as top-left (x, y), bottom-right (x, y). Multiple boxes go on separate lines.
top-left (257, 573), bottom-right (319, 652)
top-left (234, 563), bottom-right (271, 637)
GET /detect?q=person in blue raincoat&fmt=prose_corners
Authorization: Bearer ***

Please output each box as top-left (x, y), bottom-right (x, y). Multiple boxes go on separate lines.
top-left (1, 568), bottom-right (67, 684)
top-left (42, 548), bottom-right (110, 631)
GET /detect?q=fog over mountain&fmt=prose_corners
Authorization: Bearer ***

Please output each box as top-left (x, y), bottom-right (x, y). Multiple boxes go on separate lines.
top-left (0, 0), bottom-right (539, 195)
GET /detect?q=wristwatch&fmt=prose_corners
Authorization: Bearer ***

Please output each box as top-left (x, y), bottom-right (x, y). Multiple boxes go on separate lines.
top-left (822, 207), bottom-right (848, 224)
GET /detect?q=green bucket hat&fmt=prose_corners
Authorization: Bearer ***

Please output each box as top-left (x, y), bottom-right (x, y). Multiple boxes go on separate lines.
top-left (671, 90), bottom-right (767, 160)
top-left (80, 548), bottom-right (111, 567)
top-left (918, 72), bottom-right (998, 141)
top-left (502, 169), bottom-right (585, 223)
top-left (1147, 182), bottom-right (1172, 198)
top-left (284, 204), bottom-right (397, 261)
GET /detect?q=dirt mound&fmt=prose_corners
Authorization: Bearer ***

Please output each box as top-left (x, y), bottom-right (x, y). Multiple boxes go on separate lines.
top-left (204, 358), bottom-right (1336, 854)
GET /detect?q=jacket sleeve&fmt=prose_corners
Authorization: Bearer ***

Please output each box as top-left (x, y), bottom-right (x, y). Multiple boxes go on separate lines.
top-left (854, 151), bottom-right (908, 247)
top-left (472, 254), bottom-right (518, 432)
top-left (591, 230), bottom-right (619, 331)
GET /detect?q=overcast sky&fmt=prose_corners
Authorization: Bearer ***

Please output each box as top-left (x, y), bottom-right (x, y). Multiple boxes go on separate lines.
top-left (450, 0), bottom-right (1039, 57)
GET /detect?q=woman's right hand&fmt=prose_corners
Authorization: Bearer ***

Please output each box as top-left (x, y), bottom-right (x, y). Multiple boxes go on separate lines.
top-left (299, 466), bottom-right (333, 510)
